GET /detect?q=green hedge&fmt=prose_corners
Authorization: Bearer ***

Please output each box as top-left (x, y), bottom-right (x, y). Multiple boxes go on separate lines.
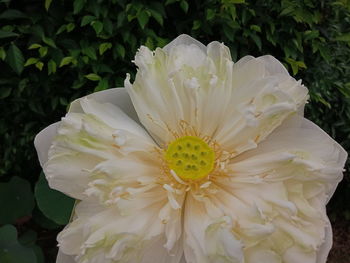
top-left (0, 0), bottom-right (349, 262)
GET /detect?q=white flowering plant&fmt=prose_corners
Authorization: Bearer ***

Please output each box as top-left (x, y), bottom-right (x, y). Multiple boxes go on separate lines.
top-left (35, 35), bottom-right (347, 263)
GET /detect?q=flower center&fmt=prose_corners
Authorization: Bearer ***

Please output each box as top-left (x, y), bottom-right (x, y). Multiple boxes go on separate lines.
top-left (165, 136), bottom-right (215, 180)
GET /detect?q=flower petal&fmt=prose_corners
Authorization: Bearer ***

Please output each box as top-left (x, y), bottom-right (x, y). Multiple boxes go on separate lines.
top-left (58, 194), bottom-right (183, 263)
top-left (34, 122), bottom-right (60, 166)
top-left (44, 97), bottom-right (157, 199)
top-left (316, 219), bottom-right (332, 263)
top-left (183, 194), bottom-right (244, 263)
top-left (125, 35), bottom-right (308, 152)
top-left (56, 249), bottom-right (76, 263)
top-left (163, 34), bottom-right (206, 53)
top-left (223, 115), bottom-right (347, 262)
top-left (34, 88), bottom-right (138, 169)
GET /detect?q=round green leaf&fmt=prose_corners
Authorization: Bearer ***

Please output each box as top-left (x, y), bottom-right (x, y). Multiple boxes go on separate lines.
top-left (32, 208), bottom-right (60, 230)
top-left (0, 177), bottom-right (35, 224)
top-left (35, 173), bottom-right (75, 225)
top-left (0, 225), bottom-right (37, 263)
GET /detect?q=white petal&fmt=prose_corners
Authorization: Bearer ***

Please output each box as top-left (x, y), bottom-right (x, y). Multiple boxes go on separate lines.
top-left (44, 97), bottom-right (158, 199)
top-left (56, 249), bottom-right (76, 263)
top-left (183, 195), bottom-right (243, 263)
top-left (58, 193), bottom-right (183, 263)
top-left (34, 122), bottom-right (60, 166)
top-left (283, 245), bottom-right (316, 263)
top-left (245, 247), bottom-right (282, 263)
top-left (316, 218), bottom-right (333, 263)
top-left (226, 115), bottom-right (346, 259)
top-left (163, 34), bottom-right (206, 53)
top-left (34, 88), bottom-right (138, 169)
top-left (69, 87), bottom-right (138, 121)
top-left (233, 115), bottom-right (347, 201)
top-left (126, 36), bottom-right (308, 150)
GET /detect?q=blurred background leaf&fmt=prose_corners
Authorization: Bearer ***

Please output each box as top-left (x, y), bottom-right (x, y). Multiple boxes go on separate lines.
top-left (35, 173), bottom-right (75, 225)
top-left (0, 225), bottom-right (38, 263)
top-left (0, 177), bottom-right (34, 224)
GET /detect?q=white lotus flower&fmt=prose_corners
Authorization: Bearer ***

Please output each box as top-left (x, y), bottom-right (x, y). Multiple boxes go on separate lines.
top-left (35, 35), bottom-right (347, 263)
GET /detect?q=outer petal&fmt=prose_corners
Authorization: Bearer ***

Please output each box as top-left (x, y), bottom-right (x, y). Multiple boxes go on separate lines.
top-left (44, 97), bottom-right (157, 200)
top-left (183, 194), bottom-right (243, 263)
top-left (34, 88), bottom-right (138, 169)
top-left (163, 34), bottom-right (206, 53)
top-left (233, 115), bottom-right (347, 200)
top-left (34, 122), bottom-right (60, 166)
top-left (224, 115), bottom-right (347, 262)
top-left (125, 35), bottom-right (308, 153)
top-left (58, 194), bottom-right (183, 263)
top-left (56, 250), bottom-right (75, 263)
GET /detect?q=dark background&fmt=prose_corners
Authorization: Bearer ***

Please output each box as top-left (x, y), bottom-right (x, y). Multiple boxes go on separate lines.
top-left (0, 0), bottom-right (349, 262)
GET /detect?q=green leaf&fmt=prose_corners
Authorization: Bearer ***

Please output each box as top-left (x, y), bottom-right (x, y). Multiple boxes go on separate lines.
top-left (81, 15), bottom-right (96, 26)
top-left (149, 9), bottom-right (163, 26)
top-left (137, 10), bottom-right (149, 29)
top-left (35, 173), bottom-right (75, 225)
top-left (59, 56), bottom-right (74, 67)
top-left (0, 87), bottom-right (11, 99)
top-left (31, 246), bottom-right (44, 263)
top-left (56, 25), bottom-right (66, 35)
top-left (0, 177), bottom-right (35, 224)
top-left (85, 73), bottom-right (101, 81)
top-left (335, 33), bottom-right (350, 42)
top-left (0, 9), bottom-right (28, 20)
top-left (285, 57), bottom-right (305, 75)
top-left (6, 43), bottom-right (24, 75)
top-left (66, 23), bottom-right (75, 32)
top-left (35, 61), bottom-right (44, 71)
top-left (47, 59), bottom-right (56, 75)
top-left (165, 0), bottom-right (178, 5)
top-left (0, 30), bottom-right (19, 39)
top-left (82, 46), bottom-right (97, 60)
top-left (103, 18), bottom-right (113, 35)
top-left (206, 9), bottom-right (215, 20)
top-left (304, 30), bottom-right (319, 41)
top-left (28, 44), bottom-right (42, 50)
top-left (228, 0), bottom-right (245, 3)
top-left (250, 25), bottom-right (261, 32)
top-left (0, 225), bottom-right (37, 263)
top-left (91, 20), bottom-right (103, 34)
top-left (82, 55), bottom-right (89, 64)
top-left (18, 230), bottom-right (37, 246)
top-left (24, 57), bottom-right (39, 67)
top-left (250, 33), bottom-right (261, 51)
top-left (94, 78), bottom-right (109, 92)
top-left (42, 36), bottom-right (56, 48)
top-left (180, 0), bottom-right (189, 13)
top-left (45, 0), bottom-right (52, 11)
top-left (115, 43), bottom-right (125, 58)
top-left (145, 37), bottom-right (154, 49)
top-left (73, 0), bottom-right (85, 14)
top-left (38, 46), bottom-right (48, 57)
top-left (0, 46), bottom-right (6, 60)
top-left (192, 20), bottom-right (201, 30)
top-left (32, 208), bottom-right (60, 230)
top-left (99, 42), bottom-right (112, 55)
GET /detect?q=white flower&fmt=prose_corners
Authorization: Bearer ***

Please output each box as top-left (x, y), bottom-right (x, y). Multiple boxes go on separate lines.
top-left (35, 35), bottom-right (347, 263)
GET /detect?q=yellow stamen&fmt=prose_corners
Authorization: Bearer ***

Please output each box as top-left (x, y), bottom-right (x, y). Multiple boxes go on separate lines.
top-left (165, 136), bottom-right (215, 180)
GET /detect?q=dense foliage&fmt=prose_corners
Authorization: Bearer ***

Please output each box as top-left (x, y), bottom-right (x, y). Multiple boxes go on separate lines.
top-left (0, 0), bottom-right (349, 262)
